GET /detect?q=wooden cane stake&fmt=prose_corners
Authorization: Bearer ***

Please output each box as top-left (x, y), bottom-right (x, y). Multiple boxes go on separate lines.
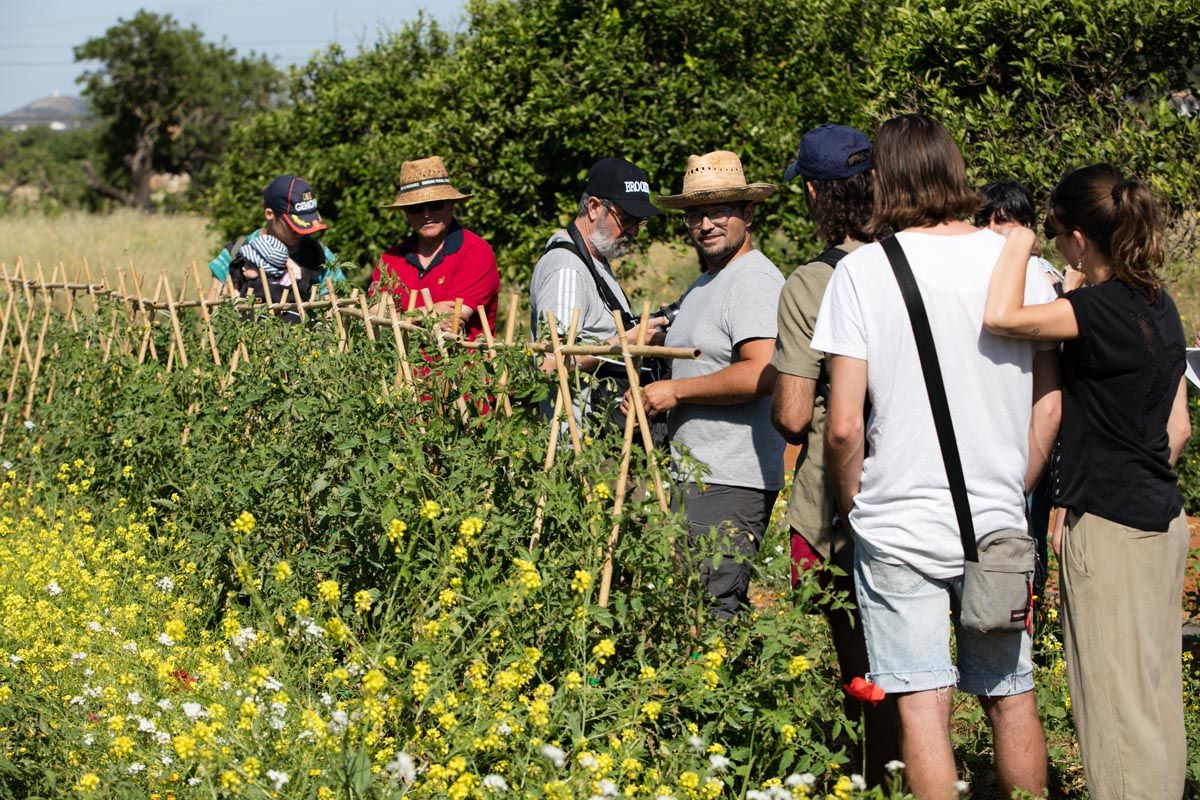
top-left (190, 261), bottom-right (222, 366)
top-left (613, 312), bottom-right (670, 513)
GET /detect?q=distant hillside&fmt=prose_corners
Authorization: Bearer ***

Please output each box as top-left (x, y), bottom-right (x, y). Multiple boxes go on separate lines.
top-left (0, 94), bottom-right (93, 131)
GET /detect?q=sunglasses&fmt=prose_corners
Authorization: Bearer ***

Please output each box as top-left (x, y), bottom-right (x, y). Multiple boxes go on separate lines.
top-left (683, 205), bottom-right (743, 228)
top-left (405, 200), bottom-right (450, 214)
top-left (603, 201), bottom-right (646, 232)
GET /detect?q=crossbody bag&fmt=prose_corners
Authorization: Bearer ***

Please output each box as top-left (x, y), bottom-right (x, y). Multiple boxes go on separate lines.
top-left (881, 235), bottom-right (1034, 635)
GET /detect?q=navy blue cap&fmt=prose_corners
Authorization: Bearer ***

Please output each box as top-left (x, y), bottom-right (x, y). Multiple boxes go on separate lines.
top-left (263, 175), bottom-right (327, 235)
top-left (783, 124), bottom-right (873, 182)
top-left (585, 158), bottom-right (661, 218)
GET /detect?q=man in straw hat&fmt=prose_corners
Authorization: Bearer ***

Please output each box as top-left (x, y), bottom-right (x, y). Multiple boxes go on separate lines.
top-left (529, 157), bottom-right (667, 419)
top-left (628, 149), bottom-right (786, 619)
top-left (371, 156), bottom-right (499, 340)
top-left (206, 175), bottom-right (343, 313)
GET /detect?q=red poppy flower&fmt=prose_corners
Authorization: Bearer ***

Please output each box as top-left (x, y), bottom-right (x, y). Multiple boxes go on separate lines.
top-left (843, 676), bottom-right (885, 704)
top-left (171, 668), bottom-right (197, 690)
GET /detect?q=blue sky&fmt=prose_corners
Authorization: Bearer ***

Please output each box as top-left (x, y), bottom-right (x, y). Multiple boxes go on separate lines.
top-left (0, 0), bottom-right (466, 114)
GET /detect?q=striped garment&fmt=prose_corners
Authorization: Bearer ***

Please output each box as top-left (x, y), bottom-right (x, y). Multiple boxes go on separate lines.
top-left (240, 234), bottom-right (290, 279)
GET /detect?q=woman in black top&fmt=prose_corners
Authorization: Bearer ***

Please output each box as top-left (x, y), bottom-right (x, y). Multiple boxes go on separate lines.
top-left (983, 164), bottom-right (1190, 799)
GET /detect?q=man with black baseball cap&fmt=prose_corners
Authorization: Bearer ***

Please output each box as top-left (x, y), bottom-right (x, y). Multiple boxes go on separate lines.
top-left (205, 174), bottom-right (343, 308)
top-left (771, 124), bottom-right (900, 784)
top-left (529, 157), bottom-right (665, 419)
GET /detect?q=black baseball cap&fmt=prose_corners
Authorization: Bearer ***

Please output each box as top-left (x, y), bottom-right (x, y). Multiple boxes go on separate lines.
top-left (263, 175), bottom-right (327, 235)
top-left (584, 158), bottom-right (661, 218)
top-left (783, 125), bottom-right (873, 182)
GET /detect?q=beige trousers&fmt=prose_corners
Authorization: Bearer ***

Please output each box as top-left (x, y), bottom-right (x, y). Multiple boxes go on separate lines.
top-left (1060, 510), bottom-right (1189, 800)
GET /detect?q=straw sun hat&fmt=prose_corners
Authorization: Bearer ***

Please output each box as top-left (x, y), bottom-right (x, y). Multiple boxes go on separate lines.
top-left (657, 150), bottom-right (775, 209)
top-left (381, 156), bottom-right (473, 208)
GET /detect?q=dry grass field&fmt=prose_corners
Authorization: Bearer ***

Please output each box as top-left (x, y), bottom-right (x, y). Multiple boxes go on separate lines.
top-left (0, 209), bottom-right (219, 290)
top-left (1, 209), bottom-right (1196, 339)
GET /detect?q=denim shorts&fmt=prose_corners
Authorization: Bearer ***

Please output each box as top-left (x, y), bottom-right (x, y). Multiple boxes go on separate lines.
top-left (854, 550), bottom-right (1033, 697)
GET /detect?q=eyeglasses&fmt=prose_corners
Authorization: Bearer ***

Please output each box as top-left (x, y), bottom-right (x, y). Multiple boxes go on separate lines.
top-left (683, 205), bottom-right (743, 228)
top-left (405, 200), bottom-right (450, 215)
top-left (603, 202), bottom-right (645, 232)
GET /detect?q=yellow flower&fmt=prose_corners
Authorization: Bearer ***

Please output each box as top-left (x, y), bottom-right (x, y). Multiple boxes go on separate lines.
top-left (420, 500), bottom-right (442, 520)
top-left (387, 518), bottom-right (407, 545)
top-left (640, 700), bottom-right (662, 721)
top-left (781, 723), bottom-right (797, 743)
top-left (592, 638), bottom-right (616, 664)
top-left (451, 545), bottom-right (469, 563)
top-left (362, 669), bottom-right (387, 696)
top-left (639, 666), bottom-right (656, 681)
top-left (354, 590), bottom-right (373, 613)
top-left (788, 655), bottom-right (811, 677)
top-left (317, 580), bottom-right (340, 604)
top-left (458, 516), bottom-right (484, 538)
top-left (833, 774), bottom-right (853, 800)
top-left (220, 770), bottom-right (241, 791)
top-left (595, 482), bottom-right (611, 500)
top-left (273, 561), bottom-right (292, 582)
top-left (74, 773), bottom-right (100, 794)
top-left (439, 588), bottom-right (457, 607)
top-left (122, 438), bottom-right (133, 448)
top-left (292, 597), bottom-right (311, 615)
top-left (231, 511), bottom-right (256, 535)
top-left (513, 559), bottom-right (542, 594)
top-left (571, 570), bottom-right (593, 594)
top-left (325, 617), bottom-right (349, 643)
top-left (110, 735), bottom-right (134, 757)
top-left (173, 733), bottom-right (197, 760)
top-left (564, 671), bottom-right (583, 690)
top-left (164, 619), bottom-right (186, 642)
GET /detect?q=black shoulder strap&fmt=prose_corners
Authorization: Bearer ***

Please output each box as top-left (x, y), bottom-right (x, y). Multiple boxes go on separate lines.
top-left (812, 246), bottom-right (849, 269)
top-left (880, 235), bottom-right (979, 562)
top-left (544, 223), bottom-right (635, 328)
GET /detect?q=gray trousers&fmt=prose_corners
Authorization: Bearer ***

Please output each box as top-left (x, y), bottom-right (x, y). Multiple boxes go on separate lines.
top-left (677, 483), bottom-right (777, 619)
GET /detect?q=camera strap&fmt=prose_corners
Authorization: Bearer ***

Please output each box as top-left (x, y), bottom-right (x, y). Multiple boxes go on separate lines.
top-left (543, 221), bottom-right (637, 329)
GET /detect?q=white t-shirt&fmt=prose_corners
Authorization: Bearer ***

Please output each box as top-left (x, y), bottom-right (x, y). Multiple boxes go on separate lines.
top-left (810, 229), bottom-right (1056, 578)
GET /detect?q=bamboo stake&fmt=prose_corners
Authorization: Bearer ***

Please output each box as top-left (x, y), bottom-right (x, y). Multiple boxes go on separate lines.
top-left (324, 277), bottom-right (349, 352)
top-left (63, 263), bottom-right (81, 333)
top-left (613, 313), bottom-right (670, 514)
top-left (137, 272), bottom-right (165, 365)
top-left (162, 272), bottom-right (189, 370)
top-left (599, 303), bottom-right (652, 608)
top-left (287, 270), bottom-right (307, 324)
top-left (258, 270), bottom-right (275, 318)
top-left (476, 306), bottom-right (503, 417)
top-left (497, 294), bottom-right (518, 417)
top-left (386, 299), bottom-right (416, 396)
top-left (545, 310), bottom-right (584, 455)
top-left (190, 261), bottom-right (222, 366)
top-left (420, 288), bottom-right (470, 423)
top-left (450, 298), bottom-right (463, 337)
top-left (21, 263), bottom-right (55, 419)
top-left (358, 292), bottom-right (377, 342)
top-left (529, 311), bottom-right (583, 551)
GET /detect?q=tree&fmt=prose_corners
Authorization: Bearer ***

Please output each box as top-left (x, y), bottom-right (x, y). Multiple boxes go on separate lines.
top-left (75, 11), bottom-right (280, 209)
top-left (209, 0), bottom-right (881, 281)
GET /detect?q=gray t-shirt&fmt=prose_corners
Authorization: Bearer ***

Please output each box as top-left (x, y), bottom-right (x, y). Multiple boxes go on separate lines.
top-left (665, 249), bottom-right (786, 490)
top-left (529, 230), bottom-right (631, 343)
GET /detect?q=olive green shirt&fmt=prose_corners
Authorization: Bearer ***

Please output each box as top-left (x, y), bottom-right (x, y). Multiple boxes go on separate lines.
top-left (770, 242), bottom-right (862, 560)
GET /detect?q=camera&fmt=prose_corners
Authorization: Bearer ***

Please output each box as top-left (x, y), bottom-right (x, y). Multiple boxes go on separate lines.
top-left (630, 300), bottom-right (681, 327)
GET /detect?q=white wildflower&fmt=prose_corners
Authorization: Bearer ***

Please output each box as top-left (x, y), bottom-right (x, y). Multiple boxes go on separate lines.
top-left (496, 722), bottom-right (512, 736)
top-left (955, 780), bottom-right (970, 795)
top-left (157, 633), bottom-right (175, 647)
top-left (123, 642), bottom-right (138, 653)
top-left (181, 702), bottom-right (205, 720)
top-left (850, 774), bottom-right (867, 791)
top-left (156, 698), bottom-right (173, 711)
top-left (1, 461), bottom-right (12, 470)
top-left (71, 652), bottom-right (87, 661)
top-left (160, 754), bottom-right (173, 766)
top-left (155, 576), bottom-right (174, 594)
top-left (596, 778), bottom-right (619, 796)
top-left (687, 734), bottom-right (705, 753)
top-left (86, 621), bottom-right (102, 633)
top-left (709, 754), bottom-right (731, 773)
top-left (579, 754), bottom-right (598, 769)
top-left (540, 743), bottom-right (567, 768)
top-left (127, 763), bottom-right (145, 775)
top-left (387, 752), bottom-right (416, 785)
top-left (154, 731), bottom-right (170, 746)
top-left (483, 774), bottom-right (509, 792)
top-left (785, 773), bottom-right (817, 790)
top-left (137, 718), bottom-right (156, 733)
top-left (187, 777), bottom-right (201, 786)
top-left (266, 770), bottom-right (290, 790)
top-left (126, 691), bottom-right (142, 706)
top-left (81, 734), bottom-right (94, 747)
top-left (46, 581), bottom-right (62, 597)
top-left (885, 759), bottom-right (905, 774)
top-left (23, 420), bottom-right (34, 430)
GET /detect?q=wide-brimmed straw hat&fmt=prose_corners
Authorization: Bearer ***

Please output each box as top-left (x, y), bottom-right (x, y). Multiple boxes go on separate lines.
top-left (381, 156), bottom-right (473, 208)
top-left (657, 150), bottom-right (775, 209)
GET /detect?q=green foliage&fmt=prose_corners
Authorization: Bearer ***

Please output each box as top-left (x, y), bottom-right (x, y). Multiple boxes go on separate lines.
top-left (0, 127), bottom-right (99, 213)
top-left (864, 0), bottom-right (1200, 211)
top-left (0, 307), bottom-right (890, 797)
top-left (75, 10), bottom-right (281, 208)
top-left (209, 0), bottom-right (880, 282)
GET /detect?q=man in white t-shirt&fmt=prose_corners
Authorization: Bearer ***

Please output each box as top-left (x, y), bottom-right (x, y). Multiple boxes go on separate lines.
top-left (811, 115), bottom-right (1060, 799)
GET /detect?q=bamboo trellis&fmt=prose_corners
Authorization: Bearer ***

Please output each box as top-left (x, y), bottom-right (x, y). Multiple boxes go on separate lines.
top-left (0, 258), bottom-right (700, 607)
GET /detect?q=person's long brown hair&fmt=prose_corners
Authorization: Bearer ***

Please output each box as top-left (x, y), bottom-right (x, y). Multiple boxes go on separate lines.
top-left (868, 114), bottom-right (980, 237)
top-left (1046, 164), bottom-right (1165, 297)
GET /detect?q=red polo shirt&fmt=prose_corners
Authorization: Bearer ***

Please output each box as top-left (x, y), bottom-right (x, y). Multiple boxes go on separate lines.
top-left (370, 222), bottom-right (500, 340)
